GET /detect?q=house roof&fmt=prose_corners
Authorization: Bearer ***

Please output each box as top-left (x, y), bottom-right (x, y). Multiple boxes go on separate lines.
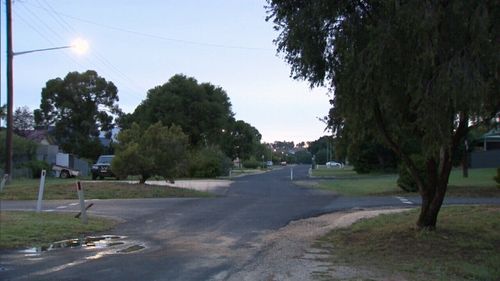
top-left (476, 129), bottom-right (500, 143)
top-left (17, 129), bottom-right (56, 145)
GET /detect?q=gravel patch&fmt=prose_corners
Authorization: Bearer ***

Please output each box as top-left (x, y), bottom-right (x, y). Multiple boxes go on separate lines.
top-left (226, 208), bottom-right (411, 281)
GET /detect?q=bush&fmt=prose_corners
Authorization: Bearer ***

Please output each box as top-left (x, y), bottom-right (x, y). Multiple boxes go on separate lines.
top-left (187, 146), bottom-right (231, 178)
top-left (242, 157), bottom-right (262, 169)
top-left (19, 160), bottom-right (51, 178)
top-left (348, 140), bottom-right (398, 174)
top-left (397, 155), bottom-right (427, 193)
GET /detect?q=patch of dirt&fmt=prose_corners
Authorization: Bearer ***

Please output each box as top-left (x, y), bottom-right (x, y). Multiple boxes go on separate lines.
top-left (226, 208), bottom-right (412, 281)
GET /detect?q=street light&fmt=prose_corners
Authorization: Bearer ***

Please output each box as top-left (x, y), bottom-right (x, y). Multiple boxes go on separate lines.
top-left (4, 0), bottom-right (88, 180)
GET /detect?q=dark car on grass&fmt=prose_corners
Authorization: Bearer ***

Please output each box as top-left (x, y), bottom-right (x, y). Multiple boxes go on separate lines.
top-left (91, 155), bottom-right (116, 180)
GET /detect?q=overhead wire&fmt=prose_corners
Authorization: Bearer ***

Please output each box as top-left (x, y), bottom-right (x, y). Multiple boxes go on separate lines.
top-left (37, 0), bottom-right (74, 34)
top-left (35, 0), bottom-right (139, 93)
top-left (17, 2), bottom-right (65, 43)
top-left (16, 0), bottom-right (145, 99)
top-left (12, 7), bottom-right (87, 70)
top-left (23, 1), bottom-right (274, 51)
top-left (34, 0), bottom-right (145, 98)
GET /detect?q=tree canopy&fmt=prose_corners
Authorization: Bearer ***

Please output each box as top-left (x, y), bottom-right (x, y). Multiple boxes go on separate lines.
top-left (112, 122), bottom-right (189, 183)
top-left (120, 74), bottom-right (264, 163)
top-left (267, 0), bottom-right (499, 229)
top-left (122, 74), bottom-right (235, 148)
top-left (34, 70), bottom-right (122, 160)
top-left (13, 106), bottom-right (34, 132)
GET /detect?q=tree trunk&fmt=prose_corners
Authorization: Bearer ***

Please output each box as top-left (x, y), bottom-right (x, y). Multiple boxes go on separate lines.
top-left (417, 184), bottom-right (446, 230)
top-left (417, 152), bottom-right (452, 230)
top-left (140, 174), bottom-right (149, 184)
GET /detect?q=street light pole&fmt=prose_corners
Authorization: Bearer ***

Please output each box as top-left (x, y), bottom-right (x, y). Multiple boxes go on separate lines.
top-left (4, 0), bottom-right (84, 181)
top-left (14, 46), bottom-right (72, 56)
top-left (5, 0), bottom-right (14, 181)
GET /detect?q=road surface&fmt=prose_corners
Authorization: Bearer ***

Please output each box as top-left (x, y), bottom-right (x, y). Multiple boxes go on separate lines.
top-left (1, 165), bottom-right (498, 281)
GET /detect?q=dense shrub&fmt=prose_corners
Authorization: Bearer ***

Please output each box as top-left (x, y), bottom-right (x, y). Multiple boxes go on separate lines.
top-left (397, 155), bottom-right (427, 192)
top-left (242, 157), bottom-right (262, 169)
top-left (348, 140), bottom-right (398, 174)
top-left (19, 160), bottom-right (51, 178)
top-left (187, 146), bottom-right (231, 178)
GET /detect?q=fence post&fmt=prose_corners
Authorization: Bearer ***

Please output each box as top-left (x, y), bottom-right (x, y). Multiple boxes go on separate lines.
top-left (76, 181), bottom-right (88, 224)
top-left (36, 170), bottom-right (47, 213)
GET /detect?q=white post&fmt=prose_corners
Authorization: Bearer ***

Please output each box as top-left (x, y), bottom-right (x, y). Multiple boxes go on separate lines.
top-left (0, 174), bottom-right (8, 192)
top-left (36, 170), bottom-right (47, 213)
top-left (290, 167), bottom-right (294, 181)
top-left (76, 181), bottom-right (88, 224)
top-left (229, 169), bottom-right (232, 178)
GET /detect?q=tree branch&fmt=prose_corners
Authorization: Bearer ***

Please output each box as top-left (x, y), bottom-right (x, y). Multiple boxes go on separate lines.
top-left (373, 99), bottom-right (425, 190)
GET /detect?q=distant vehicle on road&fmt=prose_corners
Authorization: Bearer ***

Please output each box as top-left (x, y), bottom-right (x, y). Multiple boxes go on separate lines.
top-left (326, 161), bottom-right (343, 168)
top-left (266, 161), bottom-right (273, 167)
top-left (280, 161), bottom-right (287, 166)
top-left (91, 155), bottom-right (118, 180)
top-left (52, 164), bottom-right (79, 178)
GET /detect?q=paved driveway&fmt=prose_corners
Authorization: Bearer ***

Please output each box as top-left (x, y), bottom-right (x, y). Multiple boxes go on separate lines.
top-left (1, 165), bottom-right (499, 281)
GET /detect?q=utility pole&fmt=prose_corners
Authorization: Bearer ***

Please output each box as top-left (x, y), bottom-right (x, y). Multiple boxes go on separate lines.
top-left (5, 0), bottom-right (14, 181)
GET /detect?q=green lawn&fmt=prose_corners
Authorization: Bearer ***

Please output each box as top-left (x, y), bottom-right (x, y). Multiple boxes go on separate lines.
top-left (316, 206), bottom-right (500, 281)
top-left (314, 168), bottom-right (498, 197)
top-left (0, 211), bottom-right (117, 249)
top-left (0, 178), bottom-right (213, 200)
top-left (310, 166), bottom-right (362, 178)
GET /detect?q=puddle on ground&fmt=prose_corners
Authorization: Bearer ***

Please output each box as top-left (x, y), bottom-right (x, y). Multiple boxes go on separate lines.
top-left (117, 244), bottom-right (145, 253)
top-left (20, 235), bottom-right (144, 256)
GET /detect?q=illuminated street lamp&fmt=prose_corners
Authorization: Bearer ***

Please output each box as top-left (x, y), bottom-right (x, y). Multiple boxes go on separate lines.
top-left (13, 38), bottom-right (89, 56)
top-left (4, 0), bottom-right (88, 180)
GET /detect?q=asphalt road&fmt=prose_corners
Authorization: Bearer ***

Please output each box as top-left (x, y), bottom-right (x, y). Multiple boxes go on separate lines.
top-left (1, 165), bottom-right (499, 281)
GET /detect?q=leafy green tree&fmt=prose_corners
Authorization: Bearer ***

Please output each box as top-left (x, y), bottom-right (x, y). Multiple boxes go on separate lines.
top-left (348, 134), bottom-right (398, 174)
top-left (230, 120), bottom-right (262, 160)
top-left (34, 70), bottom-right (122, 160)
top-left (308, 136), bottom-right (338, 164)
top-left (0, 131), bottom-right (37, 167)
top-left (295, 150), bottom-right (312, 164)
top-left (122, 74), bottom-right (234, 148)
top-left (0, 104), bottom-right (6, 123)
top-left (13, 106), bottom-right (34, 132)
top-left (187, 146), bottom-right (231, 178)
top-left (267, 0), bottom-right (499, 230)
top-left (314, 148), bottom-right (327, 165)
top-left (112, 122), bottom-right (188, 183)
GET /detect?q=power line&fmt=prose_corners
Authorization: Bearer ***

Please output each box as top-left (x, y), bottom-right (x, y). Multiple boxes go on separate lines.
top-left (37, 0), bottom-right (74, 33)
top-left (16, 1), bottom-right (144, 99)
top-left (13, 9), bottom-right (86, 69)
top-left (24, 1), bottom-right (274, 51)
top-left (17, 2), bottom-right (65, 43)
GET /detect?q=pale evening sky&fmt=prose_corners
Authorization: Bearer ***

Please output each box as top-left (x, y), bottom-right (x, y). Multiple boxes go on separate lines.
top-left (0, 0), bottom-right (332, 143)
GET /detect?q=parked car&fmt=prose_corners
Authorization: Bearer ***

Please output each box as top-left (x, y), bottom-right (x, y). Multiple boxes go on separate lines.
top-left (326, 161), bottom-right (343, 168)
top-left (91, 155), bottom-right (117, 180)
top-left (266, 161), bottom-right (273, 167)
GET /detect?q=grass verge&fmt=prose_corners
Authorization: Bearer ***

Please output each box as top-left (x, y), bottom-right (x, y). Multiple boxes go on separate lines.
top-left (316, 206), bottom-right (500, 281)
top-left (314, 168), bottom-right (498, 197)
top-left (310, 166), bottom-right (362, 178)
top-left (0, 179), bottom-right (213, 200)
top-left (0, 211), bottom-right (117, 249)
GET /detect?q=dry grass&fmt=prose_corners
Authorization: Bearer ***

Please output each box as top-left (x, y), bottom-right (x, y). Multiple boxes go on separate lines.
top-left (0, 179), bottom-right (212, 200)
top-left (317, 206), bottom-right (500, 281)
